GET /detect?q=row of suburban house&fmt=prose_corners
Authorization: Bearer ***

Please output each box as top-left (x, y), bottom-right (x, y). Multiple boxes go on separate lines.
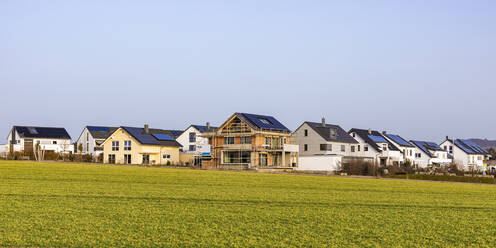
top-left (2, 112), bottom-right (492, 172)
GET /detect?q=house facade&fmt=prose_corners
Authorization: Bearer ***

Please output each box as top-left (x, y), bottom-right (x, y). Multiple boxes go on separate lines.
top-left (348, 128), bottom-right (402, 166)
top-left (75, 126), bottom-right (118, 156)
top-left (7, 126), bottom-right (73, 154)
top-left (440, 137), bottom-right (489, 170)
top-left (202, 113), bottom-right (299, 170)
top-left (176, 123), bottom-right (217, 154)
top-left (293, 119), bottom-right (366, 171)
top-left (410, 140), bottom-right (452, 168)
top-left (102, 125), bottom-right (181, 165)
top-left (382, 132), bottom-right (416, 164)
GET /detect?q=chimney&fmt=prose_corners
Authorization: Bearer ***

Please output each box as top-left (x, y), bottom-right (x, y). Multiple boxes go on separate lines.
top-left (206, 122), bottom-right (210, 130)
top-left (321, 117), bottom-right (326, 127)
top-left (144, 124), bottom-right (149, 134)
top-left (382, 131), bottom-right (387, 135)
top-left (368, 128), bottom-right (372, 135)
top-left (446, 135), bottom-right (449, 140)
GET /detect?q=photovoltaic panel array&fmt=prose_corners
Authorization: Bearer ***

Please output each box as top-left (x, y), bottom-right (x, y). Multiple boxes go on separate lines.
top-left (152, 133), bottom-right (175, 141)
top-left (88, 126), bottom-right (110, 132)
top-left (385, 134), bottom-right (412, 147)
top-left (368, 135), bottom-right (388, 143)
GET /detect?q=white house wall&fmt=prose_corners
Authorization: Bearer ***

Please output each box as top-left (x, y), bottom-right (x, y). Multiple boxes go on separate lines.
top-left (298, 155), bottom-right (343, 171)
top-left (294, 123), bottom-right (359, 157)
top-left (176, 126), bottom-right (211, 154)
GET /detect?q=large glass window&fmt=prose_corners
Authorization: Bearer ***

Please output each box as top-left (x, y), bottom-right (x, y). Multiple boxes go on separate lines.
top-left (189, 132), bottom-right (196, 142)
top-left (240, 136), bottom-right (252, 144)
top-left (320, 144), bottom-right (332, 151)
top-left (124, 154), bottom-right (131, 164)
top-left (224, 137), bottom-right (235, 144)
top-left (223, 151), bottom-right (251, 164)
top-left (189, 145), bottom-right (196, 151)
top-left (112, 141), bottom-right (119, 151)
top-left (259, 153), bottom-right (268, 166)
top-left (108, 154), bottom-right (115, 164)
top-left (142, 154), bottom-right (150, 164)
top-left (124, 140), bottom-right (131, 151)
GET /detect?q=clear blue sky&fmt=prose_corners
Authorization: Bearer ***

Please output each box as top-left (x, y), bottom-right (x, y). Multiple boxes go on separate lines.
top-left (1, 0), bottom-right (495, 142)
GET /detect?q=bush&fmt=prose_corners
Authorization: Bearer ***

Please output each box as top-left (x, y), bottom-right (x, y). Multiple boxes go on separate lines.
top-left (341, 160), bottom-right (376, 176)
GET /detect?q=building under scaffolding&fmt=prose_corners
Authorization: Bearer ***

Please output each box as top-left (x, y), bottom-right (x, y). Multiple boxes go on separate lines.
top-left (202, 113), bottom-right (299, 170)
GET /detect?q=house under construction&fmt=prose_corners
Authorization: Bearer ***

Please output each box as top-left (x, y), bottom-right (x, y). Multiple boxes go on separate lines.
top-left (201, 113), bottom-right (299, 170)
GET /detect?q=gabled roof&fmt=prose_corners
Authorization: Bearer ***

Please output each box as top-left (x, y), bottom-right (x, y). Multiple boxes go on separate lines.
top-left (120, 126), bottom-right (182, 147)
top-left (236, 113), bottom-right (290, 132)
top-left (445, 138), bottom-right (489, 155)
top-left (410, 140), bottom-right (444, 158)
top-left (349, 128), bottom-right (400, 152)
top-left (384, 133), bottom-right (414, 147)
top-left (304, 122), bottom-right (357, 144)
top-left (11, 126), bottom-right (71, 139)
top-left (87, 126), bottom-right (119, 139)
top-left (192, 125), bottom-right (218, 133)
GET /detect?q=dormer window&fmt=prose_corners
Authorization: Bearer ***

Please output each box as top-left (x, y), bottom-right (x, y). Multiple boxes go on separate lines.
top-left (330, 128), bottom-right (337, 139)
top-left (259, 118), bottom-right (272, 125)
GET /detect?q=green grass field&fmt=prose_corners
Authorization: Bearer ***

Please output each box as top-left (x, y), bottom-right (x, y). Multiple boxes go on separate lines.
top-left (0, 161), bottom-right (495, 247)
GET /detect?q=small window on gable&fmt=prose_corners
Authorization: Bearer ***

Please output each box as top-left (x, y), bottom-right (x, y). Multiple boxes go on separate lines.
top-left (304, 129), bottom-right (308, 136)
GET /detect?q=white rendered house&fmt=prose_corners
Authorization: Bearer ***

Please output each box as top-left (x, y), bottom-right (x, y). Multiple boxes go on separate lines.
top-left (382, 132), bottom-right (416, 165)
top-left (348, 128), bottom-right (403, 166)
top-left (440, 137), bottom-right (489, 171)
top-left (7, 126), bottom-right (73, 154)
top-left (75, 126), bottom-right (118, 155)
top-left (410, 140), bottom-right (452, 168)
top-left (293, 119), bottom-right (365, 171)
top-left (176, 123), bottom-right (217, 155)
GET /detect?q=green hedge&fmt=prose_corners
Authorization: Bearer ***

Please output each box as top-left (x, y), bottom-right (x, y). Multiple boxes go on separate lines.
top-left (384, 174), bottom-right (495, 184)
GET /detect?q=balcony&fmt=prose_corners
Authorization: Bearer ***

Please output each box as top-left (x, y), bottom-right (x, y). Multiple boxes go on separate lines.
top-left (283, 144), bottom-right (299, 153)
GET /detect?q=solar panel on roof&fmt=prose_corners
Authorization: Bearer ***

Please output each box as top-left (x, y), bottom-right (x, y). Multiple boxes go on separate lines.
top-left (462, 139), bottom-right (488, 154)
top-left (368, 135), bottom-right (388, 143)
top-left (455, 139), bottom-right (474, 154)
top-left (152, 133), bottom-right (175, 141)
top-left (172, 131), bottom-right (182, 136)
top-left (88, 126), bottom-right (110, 132)
top-left (385, 134), bottom-right (411, 146)
top-left (240, 113), bottom-right (289, 131)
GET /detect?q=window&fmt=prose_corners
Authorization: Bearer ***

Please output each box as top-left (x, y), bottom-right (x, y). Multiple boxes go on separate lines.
top-left (364, 145), bottom-right (369, 152)
top-left (240, 136), bottom-right (252, 144)
top-left (409, 150), bottom-right (412, 156)
top-left (86, 133), bottom-right (89, 141)
top-left (189, 132), bottom-right (196, 142)
top-left (358, 145), bottom-right (360, 151)
top-left (124, 140), bottom-right (131, 151)
top-left (304, 129), bottom-right (308, 136)
top-left (444, 145), bottom-right (447, 151)
top-left (351, 146), bottom-right (355, 152)
top-left (108, 154), bottom-right (115, 164)
top-left (163, 154), bottom-right (171, 159)
top-left (415, 153), bottom-right (422, 158)
top-left (112, 141), bottom-right (119, 151)
top-left (189, 145), bottom-right (196, 151)
top-left (330, 128), bottom-right (337, 139)
top-left (124, 154), bottom-right (131, 164)
top-left (223, 151), bottom-right (251, 164)
top-left (304, 144), bottom-right (308, 151)
top-left (142, 154), bottom-right (150, 164)
top-left (320, 144), bottom-right (332, 151)
top-left (259, 153), bottom-right (268, 166)
top-left (52, 141), bottom-right (57, 144)
top-left (352, 133), bottom-right (356, 137)
top-left (224, 137), bottom-right (235, 144)
top-left (265, 137), bottom-right (272, 146)
top-left (259, 118), bottom-right (272, 125)
top-left (86, 143), bottom-right (89, 152)
top-left (382, 144), bottom-right (387, 151)
top-left (341, 145), bottom-right (345, 152)
top-left (449, 146), bottom-right (453, 153)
